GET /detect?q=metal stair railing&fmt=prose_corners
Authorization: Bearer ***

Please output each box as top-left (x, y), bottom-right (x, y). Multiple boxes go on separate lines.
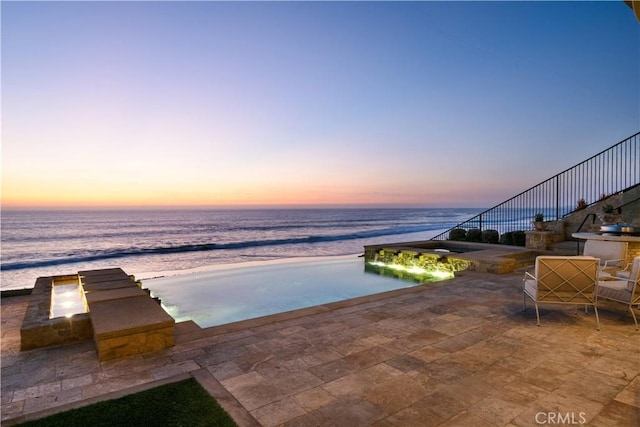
top-left (431, 131), bottom-right (640, 240)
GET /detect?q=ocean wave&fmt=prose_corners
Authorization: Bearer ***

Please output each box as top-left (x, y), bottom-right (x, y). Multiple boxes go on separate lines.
top-left (0, 224), bottom-right (443, 271)
top-left (0, 219), bottom-right (423, 243)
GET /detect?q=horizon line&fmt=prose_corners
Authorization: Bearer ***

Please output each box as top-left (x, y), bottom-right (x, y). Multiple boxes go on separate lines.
top-left (1, 203), bottom-right (489, 211)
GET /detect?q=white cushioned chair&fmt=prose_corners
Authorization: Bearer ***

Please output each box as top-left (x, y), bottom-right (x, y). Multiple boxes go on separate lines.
top-left (582, 239), bottom-right (628, 277)
top-left (597, 256), bottom-right (640, 330)
top-left (523, 256), bottom-right (600, 329)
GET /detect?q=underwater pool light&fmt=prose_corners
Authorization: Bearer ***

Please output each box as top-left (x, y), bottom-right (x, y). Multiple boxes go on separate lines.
top-left (431, 270), bottom-right (454, 279)
top-left (366, 261), bottom-right (454, 280)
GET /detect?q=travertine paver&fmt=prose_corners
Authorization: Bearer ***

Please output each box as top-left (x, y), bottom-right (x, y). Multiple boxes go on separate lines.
top-left (2, 270), bottom-right (640, 426)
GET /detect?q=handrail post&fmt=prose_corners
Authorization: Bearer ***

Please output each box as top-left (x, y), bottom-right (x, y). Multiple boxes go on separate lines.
top-left (555, 175), bottom-right (560, 221)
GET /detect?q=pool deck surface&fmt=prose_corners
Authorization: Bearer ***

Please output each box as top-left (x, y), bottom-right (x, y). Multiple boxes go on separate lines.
top-left (2, 269), bottom-right (639, 426)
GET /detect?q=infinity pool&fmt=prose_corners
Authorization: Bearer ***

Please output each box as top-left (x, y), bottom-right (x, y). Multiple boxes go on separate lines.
top-left (145, 255), bottom-right (448, 328)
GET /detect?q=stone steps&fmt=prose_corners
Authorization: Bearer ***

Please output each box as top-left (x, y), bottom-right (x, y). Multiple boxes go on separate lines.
top-left (80, 268), bottom-right (175, 362)
top-left (20, 268), bottom-right (176, 362)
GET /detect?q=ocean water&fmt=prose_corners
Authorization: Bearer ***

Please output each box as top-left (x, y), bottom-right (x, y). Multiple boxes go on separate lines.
top-left (0, 208), bottom-right (481, 290)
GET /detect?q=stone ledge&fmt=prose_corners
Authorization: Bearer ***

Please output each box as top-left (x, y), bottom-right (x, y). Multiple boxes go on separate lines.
top-left (90, 296), bottom-right (175, 340)
top-left (89, 294), bottom-right (175, 361)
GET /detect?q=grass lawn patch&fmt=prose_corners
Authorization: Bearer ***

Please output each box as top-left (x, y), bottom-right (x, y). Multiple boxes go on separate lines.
top-left (17, 377), bottom-right (237, 427)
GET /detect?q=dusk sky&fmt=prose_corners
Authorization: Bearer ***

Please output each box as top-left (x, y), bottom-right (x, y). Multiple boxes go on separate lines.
top-left (2, 1), bottom-right (639, 209)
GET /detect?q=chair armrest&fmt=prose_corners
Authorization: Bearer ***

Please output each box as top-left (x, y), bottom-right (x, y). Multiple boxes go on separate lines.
top-left (603, 258), bottom-right (625, 269)
top-left (597, 279), bottom-right (628, 290)
top-left (523, 271), bottom-right (536, 282)
top-left (618, 261), bottom-right (632, 272)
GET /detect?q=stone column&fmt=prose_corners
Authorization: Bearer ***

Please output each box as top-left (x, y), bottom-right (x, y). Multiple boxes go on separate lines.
top-left (525, 231), bottom-right (555, 250)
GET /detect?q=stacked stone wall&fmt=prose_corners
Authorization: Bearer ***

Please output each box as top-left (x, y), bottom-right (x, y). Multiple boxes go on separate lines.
top-left (622, 185), bottom-right (640, 225)
top-left (562, 193), bottom-right (625, 239)
top-left (626, 242), bottom-right (640, 266)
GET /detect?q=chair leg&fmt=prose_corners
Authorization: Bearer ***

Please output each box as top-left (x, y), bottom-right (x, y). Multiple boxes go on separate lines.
top-left (628, 305), bottom-right (639, 331)
top-left (534, 302), bottom-right (540, 326)
top-left (593, 305), bottom-right (600, 331)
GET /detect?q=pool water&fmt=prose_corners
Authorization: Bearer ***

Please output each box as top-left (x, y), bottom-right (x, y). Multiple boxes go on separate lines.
top-left (50, 279), bottom-right (86, 319)
top-left (145, 255), bottom-right (448, 328)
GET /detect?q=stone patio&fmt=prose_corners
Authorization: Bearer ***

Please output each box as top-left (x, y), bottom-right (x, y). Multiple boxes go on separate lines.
top-left (2, 269), bottom-right (639, 426)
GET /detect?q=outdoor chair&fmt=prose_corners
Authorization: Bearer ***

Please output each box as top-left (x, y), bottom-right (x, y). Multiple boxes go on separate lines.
top-left (523, 256), bottom-right (600, 330)
top-left (597, 256), bottom-right (640, 330)
top-left (582, 239), bottom-right (628, 278)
